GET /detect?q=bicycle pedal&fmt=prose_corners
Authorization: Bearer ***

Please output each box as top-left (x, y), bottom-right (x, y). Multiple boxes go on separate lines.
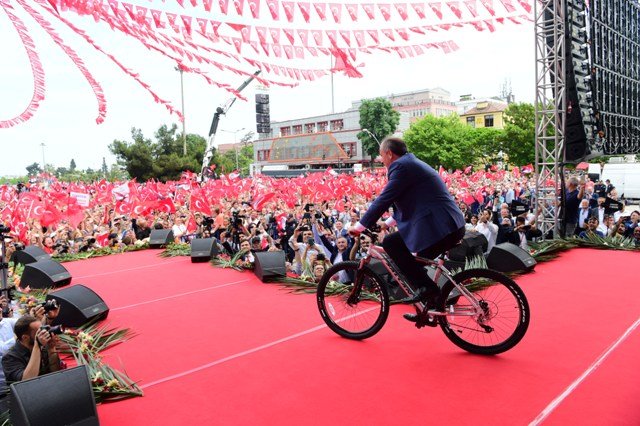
top-left (415, 316), bottom-right (438, 329)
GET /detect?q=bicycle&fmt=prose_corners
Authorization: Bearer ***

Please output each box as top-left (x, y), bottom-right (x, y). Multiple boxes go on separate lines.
top-left (316, 230), bottom-right (530, 355)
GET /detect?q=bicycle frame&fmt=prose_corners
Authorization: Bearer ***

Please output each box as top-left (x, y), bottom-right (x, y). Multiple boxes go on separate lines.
top-left (357, 242), bottom-right (484, 317)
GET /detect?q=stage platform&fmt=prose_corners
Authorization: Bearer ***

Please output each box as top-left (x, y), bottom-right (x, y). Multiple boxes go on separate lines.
top-left (58, 248), bottom-right (639, 425)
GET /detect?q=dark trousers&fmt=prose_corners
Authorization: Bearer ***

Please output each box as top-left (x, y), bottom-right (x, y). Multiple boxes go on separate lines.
top-left (382, 226), bottom-right (466, 293)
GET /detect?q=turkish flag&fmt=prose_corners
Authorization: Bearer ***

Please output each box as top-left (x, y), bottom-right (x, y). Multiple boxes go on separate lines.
top-left (191, 195), bottom-right (212, 216)
top-left (115, 200), bottom-right (133, 216)
top-left (251, 192), bottom-right (275, 211)
top-left (157, 198), bottom-right (176, 214)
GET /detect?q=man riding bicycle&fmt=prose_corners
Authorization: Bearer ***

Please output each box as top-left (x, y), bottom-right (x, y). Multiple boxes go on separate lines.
top-left (349, 137), bottom-right (466, 323)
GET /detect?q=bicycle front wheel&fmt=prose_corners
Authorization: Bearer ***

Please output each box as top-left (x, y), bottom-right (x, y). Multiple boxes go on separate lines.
top-left (316, 261), bottom-right (390, 340)
top-left (439, 268), bottom-right (530, 355)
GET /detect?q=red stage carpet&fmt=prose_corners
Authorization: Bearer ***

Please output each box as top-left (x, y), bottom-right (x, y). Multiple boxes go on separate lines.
top-left (59, 249), bottom-right (639, 425)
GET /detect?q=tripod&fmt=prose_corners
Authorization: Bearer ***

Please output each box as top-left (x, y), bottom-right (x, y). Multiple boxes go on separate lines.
top-left (0, 227), bottom-right (14, 312)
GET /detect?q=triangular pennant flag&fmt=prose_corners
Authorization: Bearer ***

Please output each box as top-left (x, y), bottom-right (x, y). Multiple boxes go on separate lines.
top-left (219, 0), bottom-right (229, 14)
top-left (298, 2), bottom-right (311, 22)
top-left (448, 1), bottom-right (463, 18)
top-left (313, 2), bottom-right (327, 20)
top-left (366, 29), bottom-right (379, 43)
top-left (247, 0), bottom-right (260, 17)
top-left (297, 29), bottom-right (309, 46)
top-left (266, 0), bottom-right (280, 19)
top-left (282, 1), bottom-right (295, 22)
top-left (353, 30), bottom-right (365, 47)
top-left (311, 29), bottom-right (323, 45)
top-left (282, 28), bottom-right (295, 44)
top-left (429, 2), bottom-right (443, 19)
top-left (196, 17), bottom-right (208, 34)
top-left (499, 0), bottom-right (517, 13)
top-left (346, 3), bottom-right (358, 20)
top-left (411, 2), bottom-right (426, 18)
top-left (377, 3), bottom-right (391, 21)
top-left (464, 0), bottom-right (479, 16)
top-left (396, 28), bottom-right (409, 41)
top-left (325, 29), bottom-right (337, 45)
top-left (480, 0), bottom-right (495, 15)
top-left (233, 0), bottom-right (245, 15)
top-left (256, 26), bottom-right (268, 42)
top-left (306, 46), bottom-right (318, 56)
top-left (329, 3), bottom-right (342, 23)
top-left (395, 2), bottom-right (408, 20)
top-left (264, 31), bottom-right (280, 50)
top-left (339, 29), bottom-right (351, 46)
top-left (283, 44), bottom-right (293, 59)
top-left (361, 3), bottom-right (375, 19)
top-left (381, 28), bottom-right (395, 41)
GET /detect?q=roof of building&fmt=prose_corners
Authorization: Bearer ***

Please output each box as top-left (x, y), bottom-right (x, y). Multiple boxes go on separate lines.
top-left (216, 143), bottom-right (238, 153)
top-left (461, 100), bottom-right (509, 116)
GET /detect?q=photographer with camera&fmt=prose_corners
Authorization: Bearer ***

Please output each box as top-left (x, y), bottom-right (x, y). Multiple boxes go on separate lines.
top-left (1, 300), bottom-right (61, 387)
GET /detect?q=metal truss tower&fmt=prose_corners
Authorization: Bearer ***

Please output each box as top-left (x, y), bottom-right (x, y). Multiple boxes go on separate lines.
top-left (534, 0), bottom-right (567, 238)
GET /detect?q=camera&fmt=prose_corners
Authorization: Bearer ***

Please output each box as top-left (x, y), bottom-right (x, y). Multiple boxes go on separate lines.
top-left (307, 238), bottom-right (315, 246)
top-left (40, 324), bottom-right (65, 335)
top-left (303, 212), bottom-right (311, 220)
top-left (0, 225), bottom-right (9, 234)
top-left (40, 299), bottom-right (59, 313)
top-left (316, 253), bottom-right (326, 261)
top-left (314, 213), bottom-right (322, 220)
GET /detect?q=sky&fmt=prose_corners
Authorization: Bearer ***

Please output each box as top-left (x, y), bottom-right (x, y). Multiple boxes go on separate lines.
top-left (0, 1), bottom-right (535, 177)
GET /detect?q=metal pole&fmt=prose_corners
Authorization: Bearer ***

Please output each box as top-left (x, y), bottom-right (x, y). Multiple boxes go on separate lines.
top-left (330, 53), bottom-right (335, 114)
top-left (179, 68), bottom-right (187, 156)
top-left (40, 142), bottom-right (46, 172)
top-left (235, 133), bottom-right (239, 171)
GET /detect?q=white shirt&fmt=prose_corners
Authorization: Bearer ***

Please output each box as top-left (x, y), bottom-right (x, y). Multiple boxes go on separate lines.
top-left (0, 317), bottom-right (18, 390)
top-left (474, 221), bottom-right (498, 253)
top-left (578, 208), bottom-right (590, 228)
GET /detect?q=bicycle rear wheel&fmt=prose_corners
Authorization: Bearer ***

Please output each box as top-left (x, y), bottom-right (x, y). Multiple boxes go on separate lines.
top-left (439, 268), bottom-right (530, 355)
top-left (316, 261), bottom-right (390, 340)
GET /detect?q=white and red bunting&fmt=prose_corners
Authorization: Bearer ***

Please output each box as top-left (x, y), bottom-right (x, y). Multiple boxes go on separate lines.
top-left (266, 0), bottom-right (279, 19)
top-left (281, 1), bottom-right (295, 22)
top-left (297, 2), bottom-right (311, 22)
top-left (395, 3), bottom-right (409, 20)
top-left (313, 2), bottom-right (327, 20)
top-left (378, 3), bottom-right (391, 21)
top-left (329, 3), bottom-right (342, 24)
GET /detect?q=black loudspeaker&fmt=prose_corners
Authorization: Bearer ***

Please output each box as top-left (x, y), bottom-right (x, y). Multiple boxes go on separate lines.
top-left (46, 284), bottom-right (109, 328)
top-left (149, 229), bottom-right (174, 248)
top-left (253, 251), bottom-right (286, 282)
top-left (10, 365), bottom-right (99, 426)
top-left (190, 238), bottom-right (218, 262)
top-left (10, 246), bottom-right (50, 265)
top-left (21, 260), bottom-right (72, 289)
top-left (486, 243), bottom-right (537, 273)
top-left (448, 232), bottom-right (488, 262)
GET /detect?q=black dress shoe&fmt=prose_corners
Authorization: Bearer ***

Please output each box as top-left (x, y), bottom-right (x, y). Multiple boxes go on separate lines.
top-left (403, 313), bottom-right (438, 328)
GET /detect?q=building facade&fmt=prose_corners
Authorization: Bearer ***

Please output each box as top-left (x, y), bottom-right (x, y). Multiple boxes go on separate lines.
top-left (251, 87), bottom-right (451, 173)
top-left (459, 100), bottom-right (509, 129)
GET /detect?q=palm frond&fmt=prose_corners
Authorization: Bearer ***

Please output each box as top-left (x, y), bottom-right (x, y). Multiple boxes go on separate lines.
top-left (159, 242), bottom-right (191, 257)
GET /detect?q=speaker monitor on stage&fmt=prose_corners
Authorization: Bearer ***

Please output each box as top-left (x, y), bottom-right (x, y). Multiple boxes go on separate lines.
top-left (253, 251), bottom-right (286, 282)
top-left (486, 243), bottom-right (537, 273)
top-left (10, 365), bottom-right (99, 426)
top-left (10, 246), bottom-right (51, 266)
top-left (448, 232), bottom-right (488, 263)
top-left (21, 260), bottom-right (72, 289)
top-left (190, 238), bottom-right (218, 262)
top-left (46, 284), bottom-right (109, 328)
top-left (149, 229), bottom-right (174, 248)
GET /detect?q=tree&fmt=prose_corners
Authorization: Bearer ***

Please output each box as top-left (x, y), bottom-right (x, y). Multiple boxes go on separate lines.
top-left (357, 98), bottom-right (400, 163)
top-left (498, 103), bottom-right (536, 166)
top-left (69, 158), bottom-right (77, 172)
top-left (109, 124), bottom-right (207, 181)
top-left (403, 115), bottom-right (477, 170)
top-left (26, 162), bottom-right (41, 176)
top-left (469, 127), bottom-right (505, 165)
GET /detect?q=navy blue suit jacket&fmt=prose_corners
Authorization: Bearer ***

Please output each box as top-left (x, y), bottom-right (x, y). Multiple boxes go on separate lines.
top-left (359, 153), bottom-right (465, 253)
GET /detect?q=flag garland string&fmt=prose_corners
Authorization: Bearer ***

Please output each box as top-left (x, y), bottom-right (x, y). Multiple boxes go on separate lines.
top-left (1, 0), bottom-right (533, 127)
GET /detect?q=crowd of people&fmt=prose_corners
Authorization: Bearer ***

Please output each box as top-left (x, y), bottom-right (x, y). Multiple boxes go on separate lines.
top-left (1, 167), bottom-right (639, 284)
